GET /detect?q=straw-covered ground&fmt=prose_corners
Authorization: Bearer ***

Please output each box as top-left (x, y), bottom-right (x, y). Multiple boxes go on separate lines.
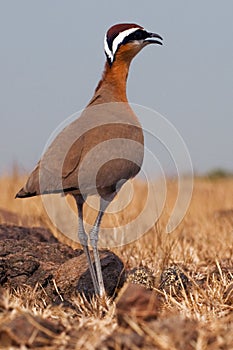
top-left (0, 172), bottom-right (232, 349)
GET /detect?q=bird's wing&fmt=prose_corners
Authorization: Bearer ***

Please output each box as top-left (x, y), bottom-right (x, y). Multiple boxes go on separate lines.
top-left (16, 103), bottom-right (143, 197)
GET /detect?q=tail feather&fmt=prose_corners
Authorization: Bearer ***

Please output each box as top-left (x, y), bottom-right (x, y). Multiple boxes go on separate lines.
top-left (15, 164), bottom-right (39, 198)
top-left (15, 188), bottom-right (36, 198)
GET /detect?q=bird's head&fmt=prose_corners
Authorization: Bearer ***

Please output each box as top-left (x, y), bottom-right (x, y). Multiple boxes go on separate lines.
top-left (104, 23), bottom-right (163, 66)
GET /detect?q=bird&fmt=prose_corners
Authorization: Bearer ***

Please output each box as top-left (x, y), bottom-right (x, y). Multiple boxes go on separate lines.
top-left (16, 23), bottom-right (163, 297)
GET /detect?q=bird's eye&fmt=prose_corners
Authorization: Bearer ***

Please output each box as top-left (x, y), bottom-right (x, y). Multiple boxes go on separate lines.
top-left (132, 31), bottom-right (143, 40)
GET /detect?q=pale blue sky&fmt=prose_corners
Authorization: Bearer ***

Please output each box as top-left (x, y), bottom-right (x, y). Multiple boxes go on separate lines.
top-left (0, 1), bottom-right (232, 175)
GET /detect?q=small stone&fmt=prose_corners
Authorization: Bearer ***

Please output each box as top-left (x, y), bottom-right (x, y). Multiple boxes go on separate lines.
top-left (127, 266), bottom-right (155, 289)
top-left (159, 265), bottom-right (189, 293)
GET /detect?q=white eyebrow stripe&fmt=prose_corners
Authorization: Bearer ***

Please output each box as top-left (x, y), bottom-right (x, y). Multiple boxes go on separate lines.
top-left (104, 33), bottom-right (114, 62)
top-left (112, 27), bottom-right (140, 59)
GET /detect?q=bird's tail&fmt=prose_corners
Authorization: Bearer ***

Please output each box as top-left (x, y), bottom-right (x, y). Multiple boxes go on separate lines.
top-left (15, 188), bottom-right (36, 198)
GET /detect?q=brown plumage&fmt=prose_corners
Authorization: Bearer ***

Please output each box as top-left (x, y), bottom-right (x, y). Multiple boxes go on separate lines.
top-left (16, 23), bottom-right (163, 296)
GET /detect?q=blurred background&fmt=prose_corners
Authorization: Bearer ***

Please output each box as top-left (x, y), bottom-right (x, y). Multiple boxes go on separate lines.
top-left (0, 0), bottom-right (232, 176)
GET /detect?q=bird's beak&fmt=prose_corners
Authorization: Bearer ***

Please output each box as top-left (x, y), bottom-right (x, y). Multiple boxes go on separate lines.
top-left (144, 32), bottom-right (163, 45)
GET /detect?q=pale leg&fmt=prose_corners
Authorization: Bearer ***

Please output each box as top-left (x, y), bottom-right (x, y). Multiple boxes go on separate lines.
top-left (89, 196), bottom-right (114, 297)
top-left (74, 195), bottom-right (99, 295)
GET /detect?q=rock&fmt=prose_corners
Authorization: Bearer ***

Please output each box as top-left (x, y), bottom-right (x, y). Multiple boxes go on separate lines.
top-left (0, 225), bottom-right (125, 301)
top-left (0, 312), bottom-right (64, 347)
top-left (54, 250), bottom-right (125, 300)
top-left (116, 283), bottom-right (161, 324)
top-left (0, 228), bottom-right (82, 290)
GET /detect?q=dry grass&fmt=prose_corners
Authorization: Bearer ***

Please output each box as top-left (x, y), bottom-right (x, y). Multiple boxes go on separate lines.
top-left (0, 173), bottom-right (233, 349)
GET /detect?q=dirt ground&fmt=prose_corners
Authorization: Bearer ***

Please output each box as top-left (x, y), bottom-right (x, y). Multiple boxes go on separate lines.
top-left (0, 174), bottom-right (232, 349)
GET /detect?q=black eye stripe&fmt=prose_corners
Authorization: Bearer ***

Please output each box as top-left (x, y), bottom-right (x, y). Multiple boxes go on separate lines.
top-left (122, 29), bottom-right (148, 44)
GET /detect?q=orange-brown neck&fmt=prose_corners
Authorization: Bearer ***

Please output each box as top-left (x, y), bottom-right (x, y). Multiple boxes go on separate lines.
top-left (93, 58), bottom-right (131, 103)
top-left (88, 43), bottom-right (142, 106)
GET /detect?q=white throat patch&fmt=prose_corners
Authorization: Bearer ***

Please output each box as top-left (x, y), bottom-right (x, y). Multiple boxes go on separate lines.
top-left (104, 27), bottom-right (140, 63)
